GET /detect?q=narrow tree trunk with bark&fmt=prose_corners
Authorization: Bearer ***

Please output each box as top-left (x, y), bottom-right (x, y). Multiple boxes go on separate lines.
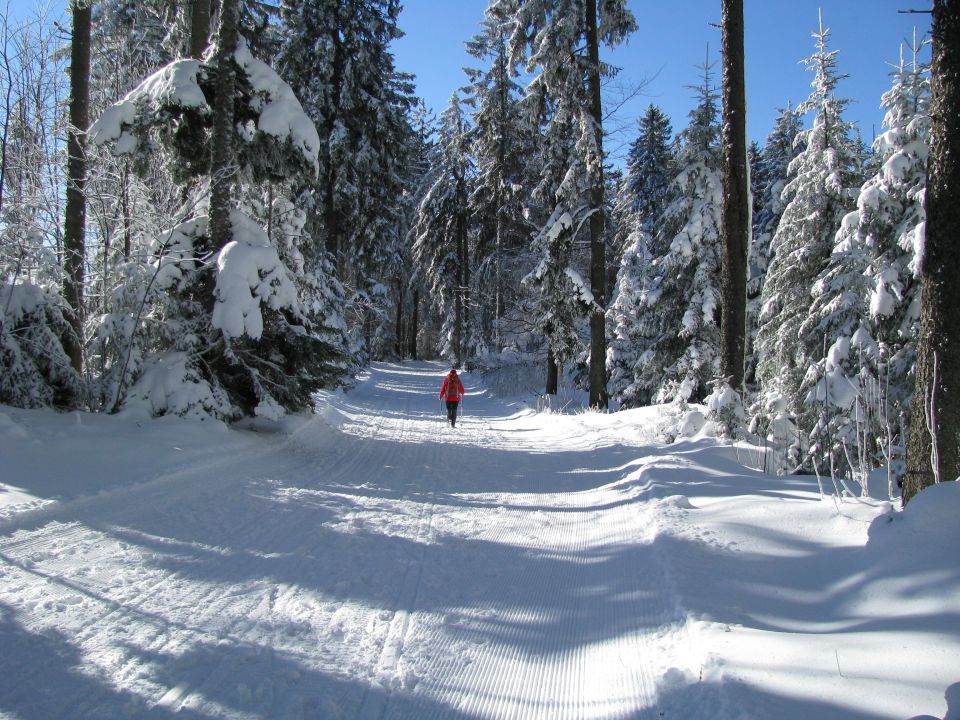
top-left (394, 277), bottom-right (404, 359)
top-left (121, 167), bottom-right (132, 258)
top-left (208, 0), bottom-right (239, 254)
top-left (62, 0), bottom-right (91, 379)
top-left (904, 0), bottom-right (960, 504)
top-left (323, 24), bottom-right (345, 264)
top-left (453, 173), bottom-right (467, 367)
top-left (190, 0), bottom-right (211, 59)
top-left (585, 0), bottom-right (607, 410)
top-left (409, 288), bottom-right (419, 360)
top-left (0, 22), bottom-right (15, 219)
top-left (546, 346), bottom-right (558, 396)
top-left (494, 43), bottom-right (508, 353)
top-left (720, 0), bottom-right (749, 391)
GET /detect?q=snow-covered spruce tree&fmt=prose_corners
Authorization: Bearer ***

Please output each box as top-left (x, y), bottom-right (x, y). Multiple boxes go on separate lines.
top-left (523, 208), bottom-right (596, 395)
top-left (605, 104), bottom-right (674, 330)
top-left (500, 0), bottom-right (636, 409)
top-left (89, 17), bottom-right (348, 419)
top-left (276, 0), bottom-right (413, 362)
top-left (863, 36), bottom-right (930, 430)
top-left (0, 282), bottom-right (83, 408)
top-left (606, 227), bottom-right (651, 407)
top-left (755, 14), bottom-right (863, 464)
top-left (632, 55), bottom-right (723, 404)
top-left (626, 104), bottom-right (675, 239)
top-left (412, 93), bottom-right (474, 368)
top-left (746, 104), bottom-right (804, 382)
top-left (398, 101), bottom-right (435, 360)
top-left (464, 5), bottom-right (535, 354)
top-left (807, 35), bottom-right (930, 487)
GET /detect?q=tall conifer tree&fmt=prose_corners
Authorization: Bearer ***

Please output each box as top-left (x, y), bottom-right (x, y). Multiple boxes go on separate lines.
top-left (633, 55), bottom-right (723, 403)
top-left (498, 0), bottom-right (635, 408)
top-left (62, 0), bottom-right (92, 383)
top-left (719, 0), bottom-right (749, 393)
top-left (755, 13), bottom-right (862, 441)
top-left (904, 0), bottom-right (960, 503)
top-left (626, 104), bottom-right (674, 238)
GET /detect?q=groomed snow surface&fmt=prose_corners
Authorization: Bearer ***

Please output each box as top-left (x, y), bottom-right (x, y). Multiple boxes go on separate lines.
top-left (1, 362), bottom-right (958, 720)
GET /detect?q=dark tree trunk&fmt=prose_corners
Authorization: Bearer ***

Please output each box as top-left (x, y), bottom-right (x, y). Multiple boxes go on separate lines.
top-left (585, 0), bottom-right (607, 410)
top-left (208, 0), bottom-right (238, 254)
top-left (323, 22), bottom-right (345, 264)
top-left (323, 171), bottom-right (339, 260)
top-left (394, 276), bottom-right (403, 359)
top-left (190, 0), bottom-right (211, 59)
top-left (121, 167), bottom-right (132, 259)
top-left (62, 0), bottom-right (91, 379)
top-left (546, 347), bottom-right (558, 396)
top-left (494, 42), bottom-right (508, 353)
top-left (720, 0), bottom-right (749, 391)
top-left (453, 174), bottom-right (468, 367)
top-left (904, 0), bottom-right (960, 504)
top-left (409, 288), bottom-right (419, 360)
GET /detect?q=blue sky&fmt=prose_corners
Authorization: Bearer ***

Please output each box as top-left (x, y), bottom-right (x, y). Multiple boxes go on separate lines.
top-left (391, 0), bottom-right (932, 159)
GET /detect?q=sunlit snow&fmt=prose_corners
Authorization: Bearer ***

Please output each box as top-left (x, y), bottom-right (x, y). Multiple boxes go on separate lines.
top-left (1, 363), bottom-right (958, 719)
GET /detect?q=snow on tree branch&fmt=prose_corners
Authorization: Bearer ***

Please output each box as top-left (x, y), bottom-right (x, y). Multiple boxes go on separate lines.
top-left (211, 210), bottom-right (299, 341)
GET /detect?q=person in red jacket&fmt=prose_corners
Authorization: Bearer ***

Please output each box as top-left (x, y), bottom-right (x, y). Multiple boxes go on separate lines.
top-left (439, 367), bottom-right (465, 427)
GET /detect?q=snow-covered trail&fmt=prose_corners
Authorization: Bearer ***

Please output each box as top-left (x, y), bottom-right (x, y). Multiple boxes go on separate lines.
top-left (3, 361), bottom-right (958, 719)
top-left (291, 362), bottom-right (695, 719)
top-left (0, 362), bottom-right (699, 719)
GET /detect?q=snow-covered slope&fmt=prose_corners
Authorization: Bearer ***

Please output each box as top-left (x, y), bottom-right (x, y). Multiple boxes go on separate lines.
top-left (1, 362), bottom-right (957, 719)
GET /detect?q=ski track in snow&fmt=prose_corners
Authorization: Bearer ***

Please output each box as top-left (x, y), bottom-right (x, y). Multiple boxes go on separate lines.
top-left (3, 362), bottom-right (955, 719)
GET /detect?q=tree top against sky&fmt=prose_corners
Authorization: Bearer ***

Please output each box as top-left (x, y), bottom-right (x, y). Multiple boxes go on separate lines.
top-left (391, 0), bottom-right (932, 156)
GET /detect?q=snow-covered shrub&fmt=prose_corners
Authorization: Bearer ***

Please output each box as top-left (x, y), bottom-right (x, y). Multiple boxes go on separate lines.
top-left (0, 281), bottom-right (82, 408)
top-left (747, 390), bottom-right (802, 475)
top-left (705, 381), bottom-right (745, 439)
top-left (122, 351), bottom-right (233, 420)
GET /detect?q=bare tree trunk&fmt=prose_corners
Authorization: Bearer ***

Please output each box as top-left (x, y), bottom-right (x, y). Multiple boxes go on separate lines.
top-left (323, 20), bottom-right (345, 264)
top-left (453, 174), bottom-right (467, 367)
top-left (62, 0), bottom-right (91, 380)
top-left (0, 13), bottom-right (15, 219)
top-left (904, 0), bottom-right (960, 504)
top-left (113, 163), bottom-right (132, 260)
top-left (494, 42), bottom-right (508, 353)
top-left (546, 346), bottom-right (558, 396)
top-left (585, 0), bottom-right (607, 410)
top-left (190, 0), bottom-right (211, 59)
top-left (409, 288), bottom-right (419, 360)
top-left (720, 0), bottom-right (749, 391)
top-left (208, 0), bottom-right (238, 255)
top-left (394, 276), bottom-right (403, 359)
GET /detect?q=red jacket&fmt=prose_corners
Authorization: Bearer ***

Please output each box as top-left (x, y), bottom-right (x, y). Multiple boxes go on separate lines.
top-left (439, 372), bottom-right (465, 401)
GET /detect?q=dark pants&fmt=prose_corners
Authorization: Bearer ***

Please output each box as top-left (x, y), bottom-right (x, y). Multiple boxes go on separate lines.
top-left (445, 400), bottom-right (459, 425)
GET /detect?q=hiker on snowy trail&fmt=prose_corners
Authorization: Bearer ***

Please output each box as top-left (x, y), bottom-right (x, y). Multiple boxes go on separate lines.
top-left (439, 368), bottom-right (465, 427)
